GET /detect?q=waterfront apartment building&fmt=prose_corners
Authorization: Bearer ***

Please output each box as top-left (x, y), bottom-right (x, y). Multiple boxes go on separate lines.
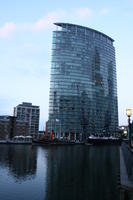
top-left (0, 115), bottom-right (29, 139)
top-left (14, 102), bottom-right (40, 136)
top-left (48, 23), bottom-right (118, 139)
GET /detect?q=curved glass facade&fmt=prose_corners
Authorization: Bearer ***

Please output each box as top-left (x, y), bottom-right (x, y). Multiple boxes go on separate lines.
top-left (48, 23), bottom-right (118, 139)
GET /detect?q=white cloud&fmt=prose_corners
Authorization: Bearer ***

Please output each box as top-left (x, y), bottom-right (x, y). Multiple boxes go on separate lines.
top-left (23, 11), bottom-right (66, 31)
top-left (76, 8), bottom-right (92, 19)
top-left (0, 22), bottom-right (16, 38)
top-left (35, 11), bottom-right (66, 30)
top-left (0, 10), bottom-right (66, 39)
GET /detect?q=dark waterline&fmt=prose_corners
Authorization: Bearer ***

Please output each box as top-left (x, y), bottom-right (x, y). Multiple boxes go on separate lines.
top-left (0, 145), bottom-right (119, 200)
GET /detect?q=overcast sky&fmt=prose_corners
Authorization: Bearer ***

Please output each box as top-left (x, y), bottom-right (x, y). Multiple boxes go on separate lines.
top-left (0, 0), bottom-right (133, 129)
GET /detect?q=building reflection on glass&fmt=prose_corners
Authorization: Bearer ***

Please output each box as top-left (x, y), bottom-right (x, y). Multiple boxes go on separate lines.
top-left (0, 145), bottom-right (37, 181)
top-left (44, 146), bottom-right (119, 200)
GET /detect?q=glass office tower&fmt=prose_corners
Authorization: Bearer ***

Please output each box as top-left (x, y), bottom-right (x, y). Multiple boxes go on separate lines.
top-left (48, 23), bottom-right (118, 139)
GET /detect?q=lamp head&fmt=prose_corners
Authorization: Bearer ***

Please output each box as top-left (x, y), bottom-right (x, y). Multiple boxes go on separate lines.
top-left (126, 108), bottom-right (132, 117)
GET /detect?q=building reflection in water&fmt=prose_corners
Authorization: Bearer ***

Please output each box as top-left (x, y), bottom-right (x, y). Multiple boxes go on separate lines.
top-left (0, 145), bottom-right (37, 181)
top-left (0, 145), bottom-right (120, 200)
top-left (44, 146), bottom-right (119, 200)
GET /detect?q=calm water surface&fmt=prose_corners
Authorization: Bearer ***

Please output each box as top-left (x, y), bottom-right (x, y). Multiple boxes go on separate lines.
top-left (0, 145), bottom-right (119, 200)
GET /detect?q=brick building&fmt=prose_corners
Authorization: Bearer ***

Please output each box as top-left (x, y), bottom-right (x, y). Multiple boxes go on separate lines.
top-left (0, 116), bottom-right (29, 140)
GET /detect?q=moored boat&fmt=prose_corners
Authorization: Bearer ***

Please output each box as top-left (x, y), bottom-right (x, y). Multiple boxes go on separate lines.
top-left (87, 136), bottom-right (122, 145)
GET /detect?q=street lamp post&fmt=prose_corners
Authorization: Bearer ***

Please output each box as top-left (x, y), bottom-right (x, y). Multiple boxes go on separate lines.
top-left (126, 108), bottom-right (132, 148)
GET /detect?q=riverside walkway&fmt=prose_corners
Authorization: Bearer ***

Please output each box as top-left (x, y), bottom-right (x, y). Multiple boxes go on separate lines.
top-left (120, 142), bottom-right (133, 199)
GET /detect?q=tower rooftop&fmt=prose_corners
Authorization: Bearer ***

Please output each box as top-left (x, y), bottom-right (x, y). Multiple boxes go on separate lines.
top-left (54, 22), bottom-right (114, 42)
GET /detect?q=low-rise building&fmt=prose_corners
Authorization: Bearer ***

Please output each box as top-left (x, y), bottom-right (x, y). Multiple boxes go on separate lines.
top-left (0, 115), bottom-right (29, 140)
top-left (0, 116), bottom-right (10, 139)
